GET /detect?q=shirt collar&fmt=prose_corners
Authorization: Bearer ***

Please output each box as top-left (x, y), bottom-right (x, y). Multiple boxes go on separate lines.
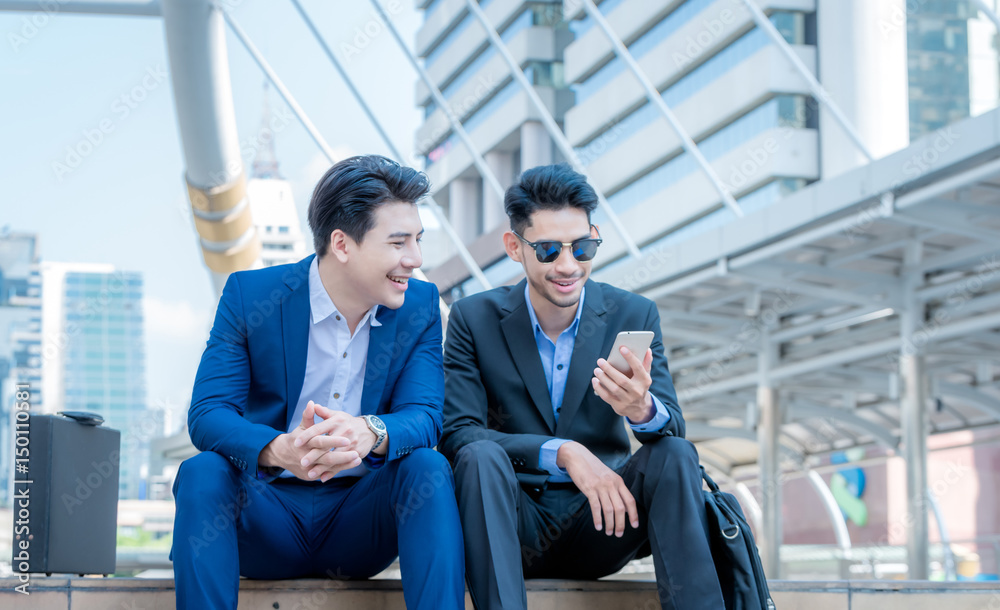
top-left (309, 257), bottom-right (380, 327)
top-left (524, 282), bottom-right (585, 339)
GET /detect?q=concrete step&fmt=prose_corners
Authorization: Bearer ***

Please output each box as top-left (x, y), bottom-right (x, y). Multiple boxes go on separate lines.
top-left (2, 577), bottom-right (999, 609)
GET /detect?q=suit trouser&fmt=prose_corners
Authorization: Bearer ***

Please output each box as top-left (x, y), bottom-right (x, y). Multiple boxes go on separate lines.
top-left (452, 435), bottom-right (725, 610)
top-left (171, 449), bottom-right (465, 610)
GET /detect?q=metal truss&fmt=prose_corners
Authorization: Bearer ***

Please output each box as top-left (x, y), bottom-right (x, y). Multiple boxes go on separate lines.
top-left (579, 0), bottom-right (745, 218)
top-left (225, 2), bottom-right (493, 293)
top-left (463, 0), bottom-right (641, 258)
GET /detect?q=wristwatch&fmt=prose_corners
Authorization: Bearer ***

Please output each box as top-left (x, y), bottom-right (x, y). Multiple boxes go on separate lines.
top-left (362, 415), bottom-right (387, 451)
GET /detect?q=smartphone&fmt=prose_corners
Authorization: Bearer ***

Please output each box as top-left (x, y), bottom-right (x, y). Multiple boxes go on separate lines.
top-left (606, 331), bottom-right (654, 373)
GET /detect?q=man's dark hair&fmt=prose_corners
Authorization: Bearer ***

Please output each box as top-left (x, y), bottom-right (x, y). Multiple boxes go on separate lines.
top-left (308, 154), bottom-right (430, 255)
top-left (504, 163), bottom-right (599, 234)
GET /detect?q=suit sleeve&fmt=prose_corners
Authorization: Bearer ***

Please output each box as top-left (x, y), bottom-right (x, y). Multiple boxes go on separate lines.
top-left (439, 301), bottom-right (556, 473)
top-left (635, 301), bottom-right (686, 441)
top-left (188, 273), bottom-right (282, 479)
top-left (378, 283), bottom-right (445, 462)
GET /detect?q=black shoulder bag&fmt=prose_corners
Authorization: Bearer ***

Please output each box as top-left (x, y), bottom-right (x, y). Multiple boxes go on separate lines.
top-left (701, 466), bottom-right (776, 610)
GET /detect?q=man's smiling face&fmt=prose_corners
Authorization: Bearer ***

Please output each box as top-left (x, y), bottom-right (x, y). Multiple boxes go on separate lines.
top-left (342, 201), bottom-right (424, 311)
top-left (509, 207), bottom-right (597, 310)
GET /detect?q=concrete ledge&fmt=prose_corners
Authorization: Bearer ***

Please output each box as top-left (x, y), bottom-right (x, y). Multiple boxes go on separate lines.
top-left (2, 577), bottom-right (999, 609)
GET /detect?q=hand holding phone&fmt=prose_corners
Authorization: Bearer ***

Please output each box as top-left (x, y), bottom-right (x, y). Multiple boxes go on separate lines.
top-left (605, 331), bottom-right (654, 374)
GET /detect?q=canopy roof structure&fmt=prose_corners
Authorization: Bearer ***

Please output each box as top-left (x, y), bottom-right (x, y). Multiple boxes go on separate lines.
top-left (591, 109), bottom-right (1000, 478)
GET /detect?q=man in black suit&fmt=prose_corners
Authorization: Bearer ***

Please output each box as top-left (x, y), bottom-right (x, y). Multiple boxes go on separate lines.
top-left (440, 164), bottom-right (724, 610)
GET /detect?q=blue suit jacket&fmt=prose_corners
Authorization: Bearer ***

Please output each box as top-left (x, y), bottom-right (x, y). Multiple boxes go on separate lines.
top-left (188, 254), bottom-right (445, 480)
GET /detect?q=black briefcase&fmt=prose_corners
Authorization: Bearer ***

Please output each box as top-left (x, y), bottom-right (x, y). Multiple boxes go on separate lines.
top-left (12, 412), bottom-right (120, 576)
top-left (702, 466), bottom-right (776, 610)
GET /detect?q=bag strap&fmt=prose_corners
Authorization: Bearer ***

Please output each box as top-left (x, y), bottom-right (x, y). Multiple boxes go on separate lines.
top-left (700, 465), bottom-right (721, 492)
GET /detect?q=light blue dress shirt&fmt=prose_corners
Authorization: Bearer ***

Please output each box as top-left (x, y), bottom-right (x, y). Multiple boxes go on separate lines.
top-left (280, 257), bottom-right (381, 478)
top-left (524, 284), bottom-right (670, 482)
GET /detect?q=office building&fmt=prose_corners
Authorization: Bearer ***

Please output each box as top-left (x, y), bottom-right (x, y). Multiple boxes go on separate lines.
top-left (0, 230), bottom-right (42, 506)
top-left (415, 0), bottom-right (573, 289)
top-left (40, 262), bottom-right (149, 499)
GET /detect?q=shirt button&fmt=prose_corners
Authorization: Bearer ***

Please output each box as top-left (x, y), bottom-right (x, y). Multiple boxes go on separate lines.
top-left (333, 393), bottom-right (341, 399)
top-left (556, 407), bottom-right (561, 413)
top-left (557, 364), bottom-right (564, 370)
top-left (342, 352), bottom-right (347, 358)
top-left (336, 315), bottom-right (341, 321)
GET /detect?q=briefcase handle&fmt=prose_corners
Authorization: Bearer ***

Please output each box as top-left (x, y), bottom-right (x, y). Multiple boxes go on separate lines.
top-left (57, 411), bottom-right (105, 426)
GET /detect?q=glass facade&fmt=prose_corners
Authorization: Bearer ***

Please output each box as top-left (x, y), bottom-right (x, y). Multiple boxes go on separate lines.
top-left (61, 271), bottom-right (148, 499)
top-left (908, 1), bottom-right (974, 139)
top-left (0, 232), bottom-right (42, 507)
top-left (908, 0), bottom-right (1000, 139)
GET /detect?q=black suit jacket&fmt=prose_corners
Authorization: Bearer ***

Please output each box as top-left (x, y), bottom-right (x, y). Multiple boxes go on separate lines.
top-left (440, 279), bottom-right (685, 487)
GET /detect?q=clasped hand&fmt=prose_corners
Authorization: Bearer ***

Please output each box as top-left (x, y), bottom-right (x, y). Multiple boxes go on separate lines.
top-left (259, 401), bottom-right (377, 482)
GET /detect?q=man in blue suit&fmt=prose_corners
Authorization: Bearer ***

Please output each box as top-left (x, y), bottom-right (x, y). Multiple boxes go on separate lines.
top-left (171, 155), bottom-right (465, 609)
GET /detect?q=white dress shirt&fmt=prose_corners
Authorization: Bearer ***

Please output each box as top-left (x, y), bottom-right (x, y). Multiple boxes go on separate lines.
top-left (281, 256), bottom-right (380, 478)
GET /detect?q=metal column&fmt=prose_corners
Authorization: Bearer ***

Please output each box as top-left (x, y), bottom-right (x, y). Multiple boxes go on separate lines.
top-left (756, 328), bottom-right (782, 578)
top-left (520, 121), bottom-right (552, 170)
top-left (900, 242), bottom-right (930, 579)
top-left (482, 151), bottom-right (515, 232)
top-left (736, 482), bottom-right (764, 538)
top-left (163, 0), bottom-right (260, 295)
top-left (807, 469), bottom-right (852, 578)
top-left (926, 491), bottom-right (958, 581)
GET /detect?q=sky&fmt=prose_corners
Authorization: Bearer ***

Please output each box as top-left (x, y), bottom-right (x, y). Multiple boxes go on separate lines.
top-left (0, 1), bottom-right (426, 423)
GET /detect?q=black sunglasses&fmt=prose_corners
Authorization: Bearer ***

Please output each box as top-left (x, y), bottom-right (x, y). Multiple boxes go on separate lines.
top-left (513, 227), bottom-right (603, 263)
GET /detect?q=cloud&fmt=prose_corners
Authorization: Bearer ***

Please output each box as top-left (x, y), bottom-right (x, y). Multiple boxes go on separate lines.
top-left (144, 297), bottom-right (212, 344)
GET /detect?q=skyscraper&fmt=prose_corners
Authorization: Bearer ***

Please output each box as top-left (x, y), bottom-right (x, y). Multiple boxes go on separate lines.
top-left (908, 0), bottom-right (1000, 139)
top-left (0, 229), bottom-right (42, 506)
top-left (40, 262), bottom-right (149, 499)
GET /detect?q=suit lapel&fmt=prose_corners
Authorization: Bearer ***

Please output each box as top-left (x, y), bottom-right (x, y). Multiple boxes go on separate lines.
top-left (500, 281), bottom-right (556, 433)
top-left (361, 306), bottom-right (396, 416)
top-left (282, 256), bottom-right (314, 431)
top-left (556, 281), bottom-right (608, 437)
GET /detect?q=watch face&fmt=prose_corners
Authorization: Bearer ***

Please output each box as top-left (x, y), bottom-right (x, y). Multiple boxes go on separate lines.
top-left (369, 416), bottom-right (386, 432)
